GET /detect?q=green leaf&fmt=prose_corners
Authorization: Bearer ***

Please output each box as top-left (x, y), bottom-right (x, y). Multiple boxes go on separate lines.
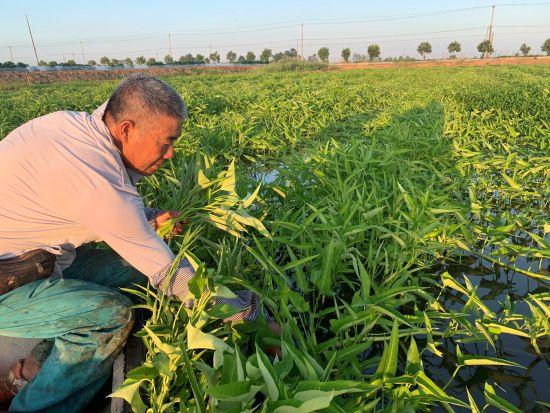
top-left (187, 323), bottom-right (230, 351)
top-left (206, 380), bottom-right (258, 402)
top-left (386, 319), bottom-right (400, 378)
top-left (272, 391), bottom-right (334, 413)
top-left (219, 160), bottom-right (237, 195)
top-left (484, 382), bottom-right (522, 413)
top-left (466, 387), bottom-right (481, 413)
top-left (242, 182), bottom-right (262, 208)
top-left (295, 380), bottom-right (369, 395)
top-left (144, 325), bottom-right (178, 355)
top-left (212, 285), bottom-right (237, 299)
top-left (255, 343), bottom-right (280, 400)
top-left (126, 364), bottom-right (159, 380)
top-left (459, 355), bottom-right (524, 368)
top-left (188, 269), bottom-right (207, 300)
top-left (415, 371), bottom-right (469, 408)
top-left (108, 378), bottom-right (146, 413)
top-left (406, 336), bottom-right (422, 375)
top-left (502, 173), bottom-right (521, 191)
top-left (197, 169), bottom-right (213, 188)
top-left (205, 303), bottom-right (242, 320)
top-left (372, 319), bottom-right (399, 387)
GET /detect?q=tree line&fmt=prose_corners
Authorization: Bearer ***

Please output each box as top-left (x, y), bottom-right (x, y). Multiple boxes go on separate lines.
top-left (2, 38), bottom-right (549, 68)
top-left (339, 38), bottom-right (550, 63)
top-left (43, 48), bottom-right (300, 67)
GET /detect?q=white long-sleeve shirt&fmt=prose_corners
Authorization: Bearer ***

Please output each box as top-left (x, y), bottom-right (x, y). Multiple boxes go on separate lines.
top-left (0, 101), bottom-right (182, 285)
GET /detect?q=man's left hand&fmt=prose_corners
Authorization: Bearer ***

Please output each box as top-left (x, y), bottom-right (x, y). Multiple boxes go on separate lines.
top-left (155, 211), bottom-right (187, 237)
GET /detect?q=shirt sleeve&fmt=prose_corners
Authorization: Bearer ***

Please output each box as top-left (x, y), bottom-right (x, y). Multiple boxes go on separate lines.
top-left (79, 181), bottom-right (176, 282)
top-left (79, 181), bottom-right (259, 321)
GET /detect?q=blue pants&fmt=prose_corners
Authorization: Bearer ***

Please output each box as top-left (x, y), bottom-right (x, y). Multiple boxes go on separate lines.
top-left (0, 245), bottom-right (145, 413)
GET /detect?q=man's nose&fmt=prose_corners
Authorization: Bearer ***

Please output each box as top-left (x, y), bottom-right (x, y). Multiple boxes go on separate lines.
top-left (163, 146), bottom-right (174, 159)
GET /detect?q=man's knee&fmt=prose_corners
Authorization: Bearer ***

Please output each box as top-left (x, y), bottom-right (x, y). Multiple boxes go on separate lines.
top-left (98, 291), bottom-right (134, 332)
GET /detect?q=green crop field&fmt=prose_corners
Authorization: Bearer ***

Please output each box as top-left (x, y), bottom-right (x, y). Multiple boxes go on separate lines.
top-left (1, 65), bottom-right (548, 412)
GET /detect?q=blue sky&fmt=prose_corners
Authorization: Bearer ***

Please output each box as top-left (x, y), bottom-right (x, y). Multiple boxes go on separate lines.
top-left (1, 1), bottom-right (549, 63)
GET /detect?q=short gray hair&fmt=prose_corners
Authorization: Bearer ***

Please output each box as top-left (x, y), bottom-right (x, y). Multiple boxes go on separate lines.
top-left (105, 75), bottom-right (187, 125)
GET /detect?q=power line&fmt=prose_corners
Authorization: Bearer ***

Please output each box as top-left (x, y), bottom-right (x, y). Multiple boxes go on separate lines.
top-left (3, 3), bottom-right (550, 49)
top-left (14, 29), bottom-right (547, 61)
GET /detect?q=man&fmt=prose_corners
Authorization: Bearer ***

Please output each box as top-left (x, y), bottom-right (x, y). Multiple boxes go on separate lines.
top-left (0, 76), bottom-right (258, 412)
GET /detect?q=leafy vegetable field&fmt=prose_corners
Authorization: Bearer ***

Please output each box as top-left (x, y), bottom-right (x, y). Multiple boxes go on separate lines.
top-left (1, 65), bottom-right (548, 412)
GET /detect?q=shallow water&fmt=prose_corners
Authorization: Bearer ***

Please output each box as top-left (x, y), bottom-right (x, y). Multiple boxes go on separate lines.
top-left (247, 166), bottom-right (549, 411)
top-left (432, 256), bottom-right (549, 412)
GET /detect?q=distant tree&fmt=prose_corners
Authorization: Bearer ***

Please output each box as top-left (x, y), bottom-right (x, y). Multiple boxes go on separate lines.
top-left (110, 58), bottom-right (121, 66)
top-left (237, 55), bottom-right (246, 63)
top-left (318, 47), bottom-right (329, 63)
top-left (135, 56), bottom-right (146, 65)
top-left (284, 48), bottom-right (298, 58)
top-left (260, 48), bottom-right (272, 63)
top-left (341, 48), bottom-right (351, 63)
top-left (2, 61), bottom-right (15, 68)
top-left (66, 59), bottom-right (77, 66)
top-left (195, 54), bottom-right (205, 63)
top-left (205, 57), bottom-right (211, 64)
top-left (246, 51), bottom-right (256, 61)
top-left (164, 54), bottom-right (174, 64)
top-left (226, 51), bottom-right (237, 63)
top-left (416, 42), bottom-right (432, 59)
top-left (38, 60), bottom-right (47, 66)
top-left (146, 57), bottom-right (157, 65)
top-left (87, 59), bottom-right (97, 66)
top-left (477, 40), bottom-right (494, 58)
top-left (519, 43), bottom-right (531, 56)
top-left (447, 41), bottom-right (461, 58)
top-left (272, 51), bottom-right (284, 62)
top-left (123, 57), bottom-right (133, 66)
top-left (16, 62), bottom-right (28, 68)
top-left (352, 53), bottom-right (368, 63)
top-left (209, 51), bottom-right (220, 63)
top-left (99, 56), bottom-right (110, 65)
top-left (47, 61), bottom-right (58, 67)
top-left (180, 54), bottom-right (195, 64)
top-left (542, 38), bottom-right (550, 55)
top-left (367, 44), bottom-right (381, 61)
top-left (307, 54), bottom-right (318, 62)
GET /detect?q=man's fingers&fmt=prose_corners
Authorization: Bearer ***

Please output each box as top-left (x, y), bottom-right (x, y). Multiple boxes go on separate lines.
top-left (172, 222), bottom-right (184, 235)
top-left (168, 211), bottom-right (181, 218)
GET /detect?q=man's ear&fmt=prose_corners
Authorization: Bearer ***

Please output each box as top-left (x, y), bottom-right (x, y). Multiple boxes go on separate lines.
top-left (119, 119), bottom-right (135, 142)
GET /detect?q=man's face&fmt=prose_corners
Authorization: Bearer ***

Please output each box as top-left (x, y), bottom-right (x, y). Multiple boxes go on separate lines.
top-left (121, 114), bottom-right (183, 176)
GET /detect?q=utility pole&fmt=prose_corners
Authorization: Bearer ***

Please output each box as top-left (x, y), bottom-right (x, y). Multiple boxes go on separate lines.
top-left (300, 23), bottom-right (304, 60)
top-left (296, 39), bottom-right (299, 56)
top-left (168, 32), bottom-right (172, 56)
top-left (25, 14), bottom-right (39, 65)
top-left (8, 46), bottom-right (13, 61)
top-left (80, 41), bottom-right (85, 64)
top-left (485, 5), bottom-right (495, 58)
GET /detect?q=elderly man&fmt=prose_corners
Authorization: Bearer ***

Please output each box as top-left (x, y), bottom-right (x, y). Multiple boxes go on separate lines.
top-left (0, 76), bottom-right (258, 412)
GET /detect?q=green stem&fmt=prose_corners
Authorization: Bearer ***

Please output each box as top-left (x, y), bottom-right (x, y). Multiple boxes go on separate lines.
top-left (182, 346), bottom-right (206, 413)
